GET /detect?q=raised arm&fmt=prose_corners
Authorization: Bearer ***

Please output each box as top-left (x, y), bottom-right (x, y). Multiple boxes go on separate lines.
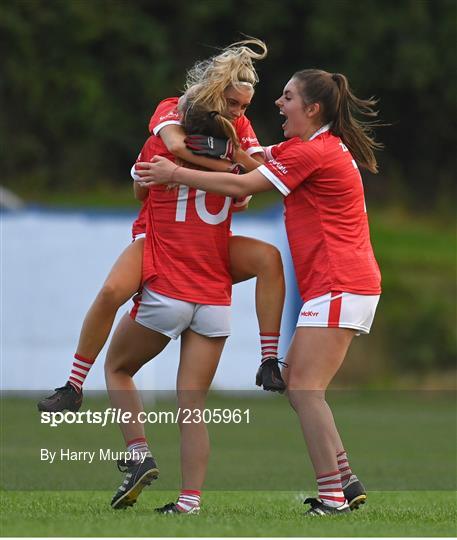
top-left (160, 125), bottom-right (235, 172)
top-left (163, 123), bottom-right (265, 173)
top-left (132, 124), bottom-right (238, 201)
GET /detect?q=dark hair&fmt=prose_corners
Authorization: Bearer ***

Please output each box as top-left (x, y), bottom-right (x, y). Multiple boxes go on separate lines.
top-left (181, 102), bottom-right (239, 149)
top-left (293, 69), bottom-right (383, 173)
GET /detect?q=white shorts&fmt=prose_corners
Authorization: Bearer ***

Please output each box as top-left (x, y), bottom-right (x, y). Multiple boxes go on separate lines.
top-left (131, 288), bottom-right (231, 340)
top-left (296, 292), bottom-right (380, 334)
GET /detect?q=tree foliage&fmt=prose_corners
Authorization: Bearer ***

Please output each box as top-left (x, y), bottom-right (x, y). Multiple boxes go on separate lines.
top-left (1, 0), bottom-right (456, 212)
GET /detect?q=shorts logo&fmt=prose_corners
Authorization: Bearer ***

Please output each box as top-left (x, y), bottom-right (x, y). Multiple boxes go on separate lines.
top-left (301, 311), bottom-right (319, 317)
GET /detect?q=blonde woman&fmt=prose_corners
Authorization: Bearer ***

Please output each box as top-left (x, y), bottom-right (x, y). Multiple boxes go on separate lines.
top-left (38, 39), bottom-right (286, 415)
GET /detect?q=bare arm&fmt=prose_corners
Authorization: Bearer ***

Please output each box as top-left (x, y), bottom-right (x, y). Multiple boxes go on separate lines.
top-left (131, 125), bottom-right (240, 201)
top-left (232, 148), bottom-right (264, 171)
top-left (133, 181), bottom-right (148, 201)
top-left (162, 124), bottom-right (265, 172)
top-left (135, 156), bottom-right (274, 198)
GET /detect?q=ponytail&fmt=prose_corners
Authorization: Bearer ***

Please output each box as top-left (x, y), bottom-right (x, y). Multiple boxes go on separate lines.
top-left (215, 113), bottom-right (240, 149)
top-left (181, 102), bottom-right (239, 149)
top-left (331, 73), bottom-right (383, 173)
top-left (294, 69), bottom-right (383, 173)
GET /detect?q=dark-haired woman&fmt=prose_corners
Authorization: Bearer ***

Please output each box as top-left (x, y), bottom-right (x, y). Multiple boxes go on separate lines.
top-left (136, 69), bottom-right (383, 516)
top-left (106, 98), bottom-right (264, 515)
top-left (37, 39), bottom-right (286, 416)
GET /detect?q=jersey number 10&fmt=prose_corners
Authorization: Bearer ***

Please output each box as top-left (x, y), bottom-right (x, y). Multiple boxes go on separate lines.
top-left (175, 186), bottom-right (232, 225)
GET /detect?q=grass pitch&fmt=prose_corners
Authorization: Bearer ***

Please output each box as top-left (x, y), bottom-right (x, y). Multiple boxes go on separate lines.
top-left (1, 490), bottom-right (456, 537)
top-left (1, 392), bottom-right (456, 536)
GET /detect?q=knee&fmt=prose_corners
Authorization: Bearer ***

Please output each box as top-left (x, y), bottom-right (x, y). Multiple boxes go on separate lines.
top-left (265, 244), bottom-right (283, 270)
top-left (177, 390), bottom-right (206, 409)
top-left (104, 356), bottom-right (117, 379)
top-left (253, 243), bottom-right (284, 275)
top-left (287, 382), bottom-right (326, 410)
top-left (104, 355), bottom-right (135, 379)
top-left (288, 375), bottom-right (327, 392)
top-left (96, 282), bottom-right (125, 309)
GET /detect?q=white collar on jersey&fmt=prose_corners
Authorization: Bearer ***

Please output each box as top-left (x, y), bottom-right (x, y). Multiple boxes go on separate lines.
top-left (308, 123), bottom-right (331, 141)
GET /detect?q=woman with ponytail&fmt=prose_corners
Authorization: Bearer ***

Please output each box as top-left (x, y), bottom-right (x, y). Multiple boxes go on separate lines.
top-left (104, 99), bottom-right (248, 515)
top-left (38, 38), bottom-right (286, 417)
top-left (138, 68), bottom-right (383, 516)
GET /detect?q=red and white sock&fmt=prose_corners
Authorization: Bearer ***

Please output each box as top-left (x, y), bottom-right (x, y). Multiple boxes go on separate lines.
top-left (260, 332), bottom-right (280, 361)
top-left (127, 437), bottom-right (152, 463)
top-left (175, 489), bottom-right (201, 513)
top-left (317, 470), bottom-right (346, 508)
top-left (68, 354), bottom-right (95, 392)
top-left (337, 450), bottom-right (354, 487)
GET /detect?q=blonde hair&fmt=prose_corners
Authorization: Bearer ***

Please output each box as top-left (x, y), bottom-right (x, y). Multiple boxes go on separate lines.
top-left (184, 37), bottom-right (267, 114)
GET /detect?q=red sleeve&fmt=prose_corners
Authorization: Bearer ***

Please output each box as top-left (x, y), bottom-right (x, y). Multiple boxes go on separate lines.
top-left (130, 136), bottom-right (164, 180)
top-left (148, 97), bottom-right (180, 135)
top-left (263, 140), bottom-right (290, 160)
top-left (234, 116), bottom-right (264, 156)
top-left (257, 139), bottom-right (322, 196)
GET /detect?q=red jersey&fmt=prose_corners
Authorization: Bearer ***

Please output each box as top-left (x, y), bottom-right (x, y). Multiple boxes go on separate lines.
top-left (148, 97), bottom-right (263, 156)
top-left (132, 97), bottom-right (263, 238)
top-left (131, 99), bottom-right (179, 239)
top-left (148, 97), bottom-right (181, 136)
top-left (138, 135), bottom-right (233, 305)
top-left (259, 125), bottom-right (381, 302)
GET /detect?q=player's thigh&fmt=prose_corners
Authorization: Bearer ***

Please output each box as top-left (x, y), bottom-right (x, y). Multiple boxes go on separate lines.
top-left (177, 329), bottom-right (226, 393)
top-left (102, 239), bottom-right (144, 299)
top-left (105, 312), bottom-right (170, 378)
top-left (229, 235), bottom-right (281, 284)
top-left (284, 327), bottom-right (355, 390)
